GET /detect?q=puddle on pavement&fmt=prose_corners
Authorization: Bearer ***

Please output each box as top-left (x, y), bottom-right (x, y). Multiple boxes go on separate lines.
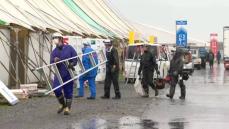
top-left (69, 116), bottom-right (189, 129)
top-left (140, 119), bottom-right (159, 129)
top-left (119, 116), bottom-right (159, 129)
top-left (70, 117), bottom-right (107, 129)
top-left (168, 121), bottom-right (186, 129)
top-left (168, 118), bottom-right (188, 129)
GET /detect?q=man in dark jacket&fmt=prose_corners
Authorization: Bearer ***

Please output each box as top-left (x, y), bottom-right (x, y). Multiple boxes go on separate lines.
top-left (166, 48), bottom-right (185, 100)
top-left (138, 45), bottom-right (159, 97)
top-left (217, 51), bottom-right (221, 64)
top-left (101, 40), bottom-right (121, 99)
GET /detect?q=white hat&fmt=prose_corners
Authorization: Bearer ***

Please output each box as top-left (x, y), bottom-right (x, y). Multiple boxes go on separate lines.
top-left (52, 32), bottom-right (63, 38)
top-left (103, 39), bottom-right (112, 45)
top-left (83, 42), bottom-right (90, 46)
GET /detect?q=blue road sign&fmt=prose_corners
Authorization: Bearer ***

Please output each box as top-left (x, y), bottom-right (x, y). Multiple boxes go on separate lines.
top-left (176, 20), bottom-right (187, 25)
top-left (176, 27), bottom-right (187, 47)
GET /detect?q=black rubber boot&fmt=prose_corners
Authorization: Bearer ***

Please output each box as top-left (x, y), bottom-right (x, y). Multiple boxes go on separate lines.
top-left (57, 95), bottom-right (66, 114)
top-left (142, 94), bottom-right (149, 98)
top-left (112, 92), bottom-right (121, 99)
top-left (142, 88), bottom-right (149, 98)
top-left (179, 82), bottom-right (186, 100)
top-left (64, 99), bottom-right (72, 115)
top-left (166, 94), bottom-right (173, 99)
top-left (101, 96), bottom-right (110, 99)
top-left (149, 83), bottom-right (158, 96)
top-left (167, 83), bottom-right (176, 99)
top-left (179, 96), bottom-right (185, 100)
top-left (154, 89), bottom-right (159, 96)
top-left (166, 85), bottom-right (175, 99)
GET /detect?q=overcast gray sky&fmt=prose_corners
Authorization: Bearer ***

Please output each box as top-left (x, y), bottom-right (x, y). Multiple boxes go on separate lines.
top-left (109, 0), bottom-right (229, 42)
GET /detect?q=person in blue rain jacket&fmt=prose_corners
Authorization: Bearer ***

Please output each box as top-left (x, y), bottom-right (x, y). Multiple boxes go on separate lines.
top-left (76, 42), bottom-right (98, 100)
top-left (50, 32), bottom-right (77, 115)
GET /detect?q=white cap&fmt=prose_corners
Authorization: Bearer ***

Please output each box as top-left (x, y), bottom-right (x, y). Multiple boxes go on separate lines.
top-left (103, 39), bottom-right (110, 42)
top-left (52, 32), bottom-right (63, 38)
top-left (103, 39), bottom-right (112, 45)
top-left (83, 42), bottom-right (90, 46)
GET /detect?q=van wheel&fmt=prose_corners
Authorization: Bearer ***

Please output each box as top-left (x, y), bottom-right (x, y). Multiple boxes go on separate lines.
top-left (125, 78), bottom-right (131, 84)
top-left (131, 78), bottom-right (136, 84)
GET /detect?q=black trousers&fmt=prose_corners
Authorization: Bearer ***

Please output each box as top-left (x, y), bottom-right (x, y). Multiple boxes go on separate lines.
top-left (104, 70), bottom-right (121, 97)
top-left (169, 75), bottom-right (186, 98)
top-left (142, 71), bottom-right (156, 95)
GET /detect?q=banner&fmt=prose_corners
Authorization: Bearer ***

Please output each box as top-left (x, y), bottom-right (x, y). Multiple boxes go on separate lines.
top-left (129, 31), bottom-right (135, 45)
top-left (149, 35), bottom-right (155, 44)
top-left (176, 20), bottom-right (187, 47)
top-left (210, 33), bottom-right (218, 57)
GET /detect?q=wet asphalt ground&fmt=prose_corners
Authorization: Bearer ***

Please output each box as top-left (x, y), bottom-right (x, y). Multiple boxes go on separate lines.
top-left (1, 63), bottom-right (229, 129)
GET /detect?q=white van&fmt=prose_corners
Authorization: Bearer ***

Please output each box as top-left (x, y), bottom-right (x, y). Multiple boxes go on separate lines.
top-left (124, 43), bottom-right (170, 83)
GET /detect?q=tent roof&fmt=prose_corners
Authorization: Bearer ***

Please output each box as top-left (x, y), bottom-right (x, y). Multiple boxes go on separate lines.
top-left (49, 0), bottom-right (101, 35)
top-left (0, 0), bottom-right (133, 38)
top-left (0, 0), bottom-right (34, 30)
top-left (74, 0), bottom-right (125, 38)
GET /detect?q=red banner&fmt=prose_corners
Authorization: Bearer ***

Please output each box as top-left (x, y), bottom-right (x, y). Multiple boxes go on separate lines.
top-left (210, 33), bottom-right (218, 57)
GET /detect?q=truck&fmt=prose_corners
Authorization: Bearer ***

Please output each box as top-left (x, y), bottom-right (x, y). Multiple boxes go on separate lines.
top-left (223, 27), bottom-right (229, 70)
top-left (199, 47), bottom-right (207, 68)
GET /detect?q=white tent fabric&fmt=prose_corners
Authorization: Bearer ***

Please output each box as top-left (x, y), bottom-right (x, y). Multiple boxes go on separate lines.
top-left (0, 0), bottom-right (205, 44)
top-left (0, 0), bottom-right (34, 30)
top-left (90, 0), bottom-right (128, 36)
top-left (9, 0), bottom-right (49, 30)
top-left (26, 0), bottom-right (81, 33)
top-left (74, 0), bottom-right (125, 38)
top-left (0, 0), bottom-right (133, 38)
top-left (47, 0), bottom-right (102, 35)
top-left (7, 0), bottom-right (61, 31)
top-left (0, 29), bottom-right (10, 84)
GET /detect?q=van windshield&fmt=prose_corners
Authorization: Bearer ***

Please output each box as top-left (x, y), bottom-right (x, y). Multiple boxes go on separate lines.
top-left (126, 46), bottom-right (158, 60)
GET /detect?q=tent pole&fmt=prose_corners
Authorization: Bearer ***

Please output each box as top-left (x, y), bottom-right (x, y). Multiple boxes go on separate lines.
top-left (13, 28), bottom-right (20, 88)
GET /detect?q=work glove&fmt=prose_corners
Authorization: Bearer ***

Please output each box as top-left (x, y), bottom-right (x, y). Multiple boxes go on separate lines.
top-left (68, 62), bottom-right (75, 71)
top-left (54, 57), bottom-right (60, 63)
